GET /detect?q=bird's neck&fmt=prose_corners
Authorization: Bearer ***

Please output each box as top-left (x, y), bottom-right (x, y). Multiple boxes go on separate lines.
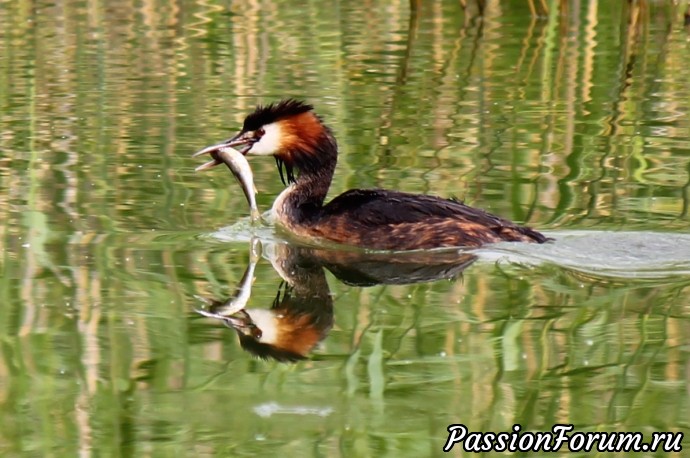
top-left (273, 161), bottom-right (335, 225)
top-left (272, 126), bottom-right (338, 226)
top-left (273, 123), bottom-right (338, 227)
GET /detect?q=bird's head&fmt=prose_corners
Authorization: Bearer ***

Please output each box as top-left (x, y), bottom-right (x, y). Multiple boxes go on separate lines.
top-left (194, 99), bottom-right (337, 185)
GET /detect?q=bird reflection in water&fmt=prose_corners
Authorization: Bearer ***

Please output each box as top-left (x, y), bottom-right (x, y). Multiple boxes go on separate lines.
top-left (195, 239), bottom-right (476, 362)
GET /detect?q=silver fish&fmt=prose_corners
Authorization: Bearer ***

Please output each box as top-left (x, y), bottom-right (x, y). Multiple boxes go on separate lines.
top-left (194, 145), bottom-right (261, 223)
top-left (194, 239), bottom-right (262, 325)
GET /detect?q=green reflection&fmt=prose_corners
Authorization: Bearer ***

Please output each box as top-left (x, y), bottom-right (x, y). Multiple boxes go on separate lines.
top-left (0, 0), bottom-right (689, 456)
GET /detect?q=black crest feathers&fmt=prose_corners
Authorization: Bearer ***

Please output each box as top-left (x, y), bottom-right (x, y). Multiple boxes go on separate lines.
top-left (243, 99), bottom-right (314, 132)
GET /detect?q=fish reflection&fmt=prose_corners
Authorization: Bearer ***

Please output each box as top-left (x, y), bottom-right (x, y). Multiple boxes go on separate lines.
top-left (195, 240), bottom-right (476, 362)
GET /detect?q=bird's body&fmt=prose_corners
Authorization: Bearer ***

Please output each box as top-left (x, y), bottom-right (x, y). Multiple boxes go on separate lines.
top-left (195, 99), bottom-right (547, 250)
top-left (273, 187), bottom-right (545, 250)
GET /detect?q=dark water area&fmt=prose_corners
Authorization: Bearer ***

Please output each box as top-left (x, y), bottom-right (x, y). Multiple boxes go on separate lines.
top-left (1, 0), bottom-right (689, 456)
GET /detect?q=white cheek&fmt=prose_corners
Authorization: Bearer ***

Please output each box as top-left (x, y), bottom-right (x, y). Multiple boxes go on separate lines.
top-left (245, 309), bottom-right (279, 343)
top-left (248, 122), bottom-right (281, 156)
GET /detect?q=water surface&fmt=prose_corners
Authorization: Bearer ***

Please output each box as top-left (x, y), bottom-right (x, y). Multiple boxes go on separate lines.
top-left (1, 0), bottom-right (689, 456)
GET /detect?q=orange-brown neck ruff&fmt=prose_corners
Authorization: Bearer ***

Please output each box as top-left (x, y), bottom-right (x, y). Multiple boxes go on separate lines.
top-left (275, 112), bottom-right (337, 185)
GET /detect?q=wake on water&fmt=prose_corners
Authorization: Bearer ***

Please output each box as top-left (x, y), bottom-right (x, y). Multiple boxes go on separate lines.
top-left (208, 219), bottom-right (690, 280)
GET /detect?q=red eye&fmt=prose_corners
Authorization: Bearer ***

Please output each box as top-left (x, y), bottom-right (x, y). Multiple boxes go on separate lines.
top-left (256, 128), bottom-right (265, 138)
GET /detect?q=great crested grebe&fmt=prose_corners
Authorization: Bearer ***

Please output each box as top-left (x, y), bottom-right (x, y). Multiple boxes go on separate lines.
top-left (194, 99), bottom-right (547, 250)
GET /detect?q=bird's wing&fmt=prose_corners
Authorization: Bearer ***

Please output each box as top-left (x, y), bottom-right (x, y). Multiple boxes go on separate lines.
top-left (321, 189), bottom-right (507, 227)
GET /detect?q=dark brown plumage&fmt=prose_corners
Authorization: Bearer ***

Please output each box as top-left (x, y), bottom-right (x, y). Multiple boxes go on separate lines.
top-left (311, 189), bottom-right (547, 250)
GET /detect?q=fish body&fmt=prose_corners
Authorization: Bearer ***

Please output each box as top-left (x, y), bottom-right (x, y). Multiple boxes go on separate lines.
top-left (195, 145), bottom-right (261, 223)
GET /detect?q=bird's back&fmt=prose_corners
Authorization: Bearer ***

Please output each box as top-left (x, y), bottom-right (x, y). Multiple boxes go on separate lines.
top-left (302, 189), bottom-right (547, 250)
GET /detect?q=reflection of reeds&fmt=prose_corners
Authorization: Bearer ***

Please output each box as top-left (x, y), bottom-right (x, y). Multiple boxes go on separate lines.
top-left (1, 1), bottom-right (690, 453)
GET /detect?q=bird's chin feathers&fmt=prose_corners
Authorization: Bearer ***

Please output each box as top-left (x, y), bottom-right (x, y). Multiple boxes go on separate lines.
top-left (275, 156), bottom-right (296, 185)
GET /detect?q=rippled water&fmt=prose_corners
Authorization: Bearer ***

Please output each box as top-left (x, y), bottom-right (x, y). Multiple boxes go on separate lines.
top-left (1, 0), bottom-right (689, 456)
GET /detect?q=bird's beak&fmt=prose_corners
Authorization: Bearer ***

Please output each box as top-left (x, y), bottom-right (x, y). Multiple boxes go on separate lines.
top-left (192, 131), bottom-right (255, 171)
top-left (224, 310), bottom-right (263, 339)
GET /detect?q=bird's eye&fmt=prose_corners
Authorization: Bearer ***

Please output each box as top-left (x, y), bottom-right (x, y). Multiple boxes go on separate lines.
top-left (256, 128), bottom-right (265, 138)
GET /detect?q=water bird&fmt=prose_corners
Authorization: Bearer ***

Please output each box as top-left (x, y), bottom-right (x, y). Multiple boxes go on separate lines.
top-left (194, 99), bottom-right (547, 250)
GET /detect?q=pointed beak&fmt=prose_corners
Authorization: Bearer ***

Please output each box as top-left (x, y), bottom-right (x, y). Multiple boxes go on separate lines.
top-left (196, 306), bottom-right (263, 339)
top-left (192, 132), bottom-right (255, 171)
top-left (224, 310), bottom-right (263, 339)
top-left (192, 143), bottom-right (225, 171)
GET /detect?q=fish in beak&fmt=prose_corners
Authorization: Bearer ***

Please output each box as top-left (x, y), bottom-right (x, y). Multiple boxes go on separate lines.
top-left (193, 142), bottom-right (261, 222)
top-left (192, 129), bottom-right (257, 170)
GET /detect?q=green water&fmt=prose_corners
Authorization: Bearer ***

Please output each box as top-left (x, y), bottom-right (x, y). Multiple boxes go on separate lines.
top-left (1, 0), bottom-right (689, 456)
